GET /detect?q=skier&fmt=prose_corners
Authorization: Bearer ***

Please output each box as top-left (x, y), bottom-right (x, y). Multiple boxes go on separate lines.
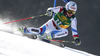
top-left (20, 1), bottom-right (81, 45)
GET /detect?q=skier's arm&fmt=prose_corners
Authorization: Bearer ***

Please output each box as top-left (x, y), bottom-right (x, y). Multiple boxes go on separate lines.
top-left (71, 17), bottom-right (81, 45)
top-left (71, 17), bottom-right (79, 38)
top-left (46, 6), bottom-right (63, 16)
top-left (47, 6), bottom-right (62, 13)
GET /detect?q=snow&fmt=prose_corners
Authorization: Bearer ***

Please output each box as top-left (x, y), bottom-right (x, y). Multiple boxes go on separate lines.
top-left (0, 31), bottom-right (96, 56)
top-left (0, 23), bottom-right (96, 56)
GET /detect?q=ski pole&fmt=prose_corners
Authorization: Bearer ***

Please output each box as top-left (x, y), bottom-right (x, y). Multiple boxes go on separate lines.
top-left (4, 14), bottom-right (47, 24)
top-left (52, 0), bottom-right (57, 17)
top-left (38, 35), bottom-right (75, 44)
top-left (54, 0), bottom-right (57, 7)
top-left (62, 0), bottom-right (70, 3)
top-left (50, 39), bottom-right (75, 43)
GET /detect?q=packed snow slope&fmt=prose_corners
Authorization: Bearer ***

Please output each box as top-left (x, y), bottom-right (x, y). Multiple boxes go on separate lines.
top-left (0, 30), bottom-right (96, 56)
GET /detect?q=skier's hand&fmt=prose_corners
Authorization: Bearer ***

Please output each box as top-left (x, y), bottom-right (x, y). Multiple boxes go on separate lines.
top-left (74, 37), bottom-right (81, 46)
top-left (46, 8), bottom-right (53, 16)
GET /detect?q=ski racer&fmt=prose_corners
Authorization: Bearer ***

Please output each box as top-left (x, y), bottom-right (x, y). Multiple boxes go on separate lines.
top-left (20, 1), bottom-right (81, 45)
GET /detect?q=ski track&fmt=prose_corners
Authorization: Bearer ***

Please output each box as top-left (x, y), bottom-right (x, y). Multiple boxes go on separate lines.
top-left (0, 24), bottom-right (96, 56)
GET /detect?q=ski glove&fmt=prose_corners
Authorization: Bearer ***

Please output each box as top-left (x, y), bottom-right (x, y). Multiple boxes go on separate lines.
top-left (74, 37), bottom-right (81, 45)
top-left (46, 8), bottom-right (53, 16)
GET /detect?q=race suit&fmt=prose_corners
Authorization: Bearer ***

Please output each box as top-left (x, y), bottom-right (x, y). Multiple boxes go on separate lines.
top-left (25, 6), bottom-right (79, 39)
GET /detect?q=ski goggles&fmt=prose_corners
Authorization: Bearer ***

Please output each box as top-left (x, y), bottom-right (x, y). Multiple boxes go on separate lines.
top-left (67, 10), bottom-right (76, 14)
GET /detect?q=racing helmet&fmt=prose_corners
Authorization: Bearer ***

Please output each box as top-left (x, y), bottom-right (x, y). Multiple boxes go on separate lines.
top-left (65, 1), bottom-right (77, 14)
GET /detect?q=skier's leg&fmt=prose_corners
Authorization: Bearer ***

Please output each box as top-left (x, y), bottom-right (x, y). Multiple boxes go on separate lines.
top-left (53, 28), bottom-right (68, 38)
top-left (44, 28), bottom-right (68, 39)
top-left (42, 28), bottom-right (68, 47)
top-left (26, 25), bottom-right (46, 35)
top-left (20, 25), bottom-right (46, 39)
top-left (24, 19), bottom-right (58, 39)
top-left (26, 19), bottom-right (55, 35)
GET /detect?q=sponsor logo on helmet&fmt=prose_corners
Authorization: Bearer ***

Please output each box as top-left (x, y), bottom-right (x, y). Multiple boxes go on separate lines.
top-left (70, 6), bottom-right (76, 10)
top-left (70, 3), bottom-right (76, 10)
top-left (72, 3), bottom-right (75, 6)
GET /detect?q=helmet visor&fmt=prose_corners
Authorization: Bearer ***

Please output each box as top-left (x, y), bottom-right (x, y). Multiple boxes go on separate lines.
top-left (67, 10), bottom-right (75, 14)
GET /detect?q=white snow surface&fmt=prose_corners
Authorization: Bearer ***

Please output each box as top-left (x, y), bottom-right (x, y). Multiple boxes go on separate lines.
top-left (0, 22), bottom-right (96, 56)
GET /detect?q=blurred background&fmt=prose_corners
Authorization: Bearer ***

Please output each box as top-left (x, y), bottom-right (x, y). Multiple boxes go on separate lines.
top-left (0, 0), bottom-right (100, 55)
